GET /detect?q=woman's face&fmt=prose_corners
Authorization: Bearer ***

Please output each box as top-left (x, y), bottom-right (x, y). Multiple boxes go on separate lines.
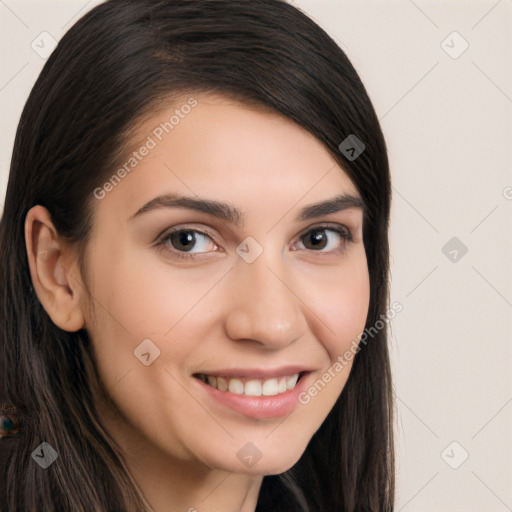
top-left (81, 94), bottom-right (370, 475)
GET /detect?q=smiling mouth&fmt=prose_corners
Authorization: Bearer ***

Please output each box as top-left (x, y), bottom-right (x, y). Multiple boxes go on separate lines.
top-left (194, 372), bottom-right (306, 397)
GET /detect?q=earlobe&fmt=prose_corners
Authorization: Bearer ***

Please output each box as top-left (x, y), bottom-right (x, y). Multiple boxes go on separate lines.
top-left (24, 205), bottom-right (85, 332)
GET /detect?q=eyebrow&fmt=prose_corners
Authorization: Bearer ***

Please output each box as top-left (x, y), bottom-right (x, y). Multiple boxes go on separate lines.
top-left (130, 192), bottom-right (365, 226)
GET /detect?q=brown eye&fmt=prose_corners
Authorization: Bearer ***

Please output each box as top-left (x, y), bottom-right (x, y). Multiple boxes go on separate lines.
top-left (297, 226), bottom-right (352, 253)
top-left (302, 229), bottom-right (329, 250)
top-left (159, 228), bottom-right (218, 259)
top-left (168, 230), bottom-right (198, 252)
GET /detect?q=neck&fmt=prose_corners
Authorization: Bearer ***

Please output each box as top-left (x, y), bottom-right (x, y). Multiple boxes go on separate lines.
top-left (128, 449), bottom-right (263, 512)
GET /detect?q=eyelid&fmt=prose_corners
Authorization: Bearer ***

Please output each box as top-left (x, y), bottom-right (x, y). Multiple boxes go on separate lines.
top-left (155, 223), bottom-right (218, 244)
top-left (300, 222), bottom-right (353, 239)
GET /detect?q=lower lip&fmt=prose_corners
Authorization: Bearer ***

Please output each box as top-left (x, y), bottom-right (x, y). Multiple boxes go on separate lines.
top-left (194, 374), bottom-right (311, 419)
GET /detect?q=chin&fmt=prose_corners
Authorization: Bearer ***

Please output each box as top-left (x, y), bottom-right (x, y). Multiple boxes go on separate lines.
top-left (228, 444), bottom-right (307, 476)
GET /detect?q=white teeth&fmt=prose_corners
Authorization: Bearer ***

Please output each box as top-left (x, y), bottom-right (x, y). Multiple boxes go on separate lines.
top-left (262, 378), bottom-right (279, 396)
top-left (286, 374), bottom-right (299, 390)
top-left (244, 380), bottom-right (262, 396)
top-left (228, 378), bottom-right (244, 395)
top-left (198, 373), bottom-right (301, 396)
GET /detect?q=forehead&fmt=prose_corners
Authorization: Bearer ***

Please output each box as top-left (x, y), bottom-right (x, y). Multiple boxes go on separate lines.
top-left (94, 94), bottom-right (360, 221)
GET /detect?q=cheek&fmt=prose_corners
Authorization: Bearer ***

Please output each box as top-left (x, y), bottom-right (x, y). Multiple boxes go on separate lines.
top-left (86, 240), bottom-right (202, 333)
top-left (298, 252), bottom-right (370, 361)
top-left (292, 254), bottom-right (369, 426)
top-left (82, 252), bottom-right (225, 385)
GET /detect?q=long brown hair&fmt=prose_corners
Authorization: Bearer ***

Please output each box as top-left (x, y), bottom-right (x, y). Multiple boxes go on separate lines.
top-left (0, 1), bottom-right (394, 510)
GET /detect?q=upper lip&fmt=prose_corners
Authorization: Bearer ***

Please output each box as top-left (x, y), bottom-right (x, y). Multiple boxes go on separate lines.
top-left (193, 365), bottom-right (313, 380)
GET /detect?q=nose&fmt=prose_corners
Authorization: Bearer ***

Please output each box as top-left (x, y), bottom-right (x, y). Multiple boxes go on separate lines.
top-left (223, 249), bottom-right (308, 349)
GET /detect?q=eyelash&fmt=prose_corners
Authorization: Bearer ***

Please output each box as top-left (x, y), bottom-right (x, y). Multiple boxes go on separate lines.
top-left (156, 223), bottom-right (354, 261)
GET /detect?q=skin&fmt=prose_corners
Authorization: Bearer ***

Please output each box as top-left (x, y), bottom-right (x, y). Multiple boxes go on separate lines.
top-left (25, 94), bottom-right (370, 512)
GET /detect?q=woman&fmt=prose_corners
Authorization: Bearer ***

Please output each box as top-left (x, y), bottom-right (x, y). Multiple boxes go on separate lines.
top-left (0, 1), bottom-right (394, 510)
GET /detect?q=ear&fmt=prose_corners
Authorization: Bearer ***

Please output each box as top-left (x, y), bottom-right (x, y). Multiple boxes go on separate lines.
top-left (24, 205), bottom-right (85, 332)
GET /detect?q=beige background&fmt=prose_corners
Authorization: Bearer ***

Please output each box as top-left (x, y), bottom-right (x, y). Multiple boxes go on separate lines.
top-left (1, 1), bottom-right (511, 510)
